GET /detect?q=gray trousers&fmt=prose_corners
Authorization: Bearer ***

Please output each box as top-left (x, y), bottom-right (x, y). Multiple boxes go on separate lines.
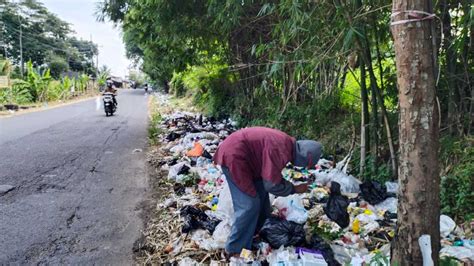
top-left (221, 167), bottom-right (271, 254)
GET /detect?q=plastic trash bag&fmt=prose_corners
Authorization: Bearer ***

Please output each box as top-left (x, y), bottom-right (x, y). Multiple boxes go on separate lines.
top-left (440, 242), bottom-right (474, 261)
top-left (440, 214), bottom-right (456, 238)
top-left (216, 176), bottom-right (234, 223)
top-left (307, 235), bottom-right (340, 266)
top-left (259, 217), bottom-right (306, 248)
top-left (191, 229), bottom-right (215, 251)
top-left (359, 181), bottom-right (390, 205)
top-left (178, 257), bottom-right (199, 266)
top-left (384, 181), bottom-right (399, 194)
top-left (170, 144), bottom-right (186, 154)
top-left (323, 182), bottom-right (350, 229)
top-left (186, 142), bottom-right (204, 157)
top-left (273, 194), bottom-right (308, 224)
top-left (212, 220), bottom-right (232, 249)
top-left (374, 197), bottom-right (398, 214)
top-left (166, 132), bottom-right (181, 141)
top-left (180, 205), bottom-right (221, 234)
top-left (312, 169), bottom-right (361, 193)
top-left (168, 162), bottom-right (190, 181)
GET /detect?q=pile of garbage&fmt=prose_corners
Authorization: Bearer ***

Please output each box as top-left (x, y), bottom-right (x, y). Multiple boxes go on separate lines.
top-left (146, 106), bottom-right (473, 265)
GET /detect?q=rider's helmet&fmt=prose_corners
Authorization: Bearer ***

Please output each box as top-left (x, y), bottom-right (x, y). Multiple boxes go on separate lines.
top-left (106, 80), bottom-right (113, 88)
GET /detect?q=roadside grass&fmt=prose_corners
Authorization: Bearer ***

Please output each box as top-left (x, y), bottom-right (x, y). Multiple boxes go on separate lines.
top-left (147, 95), bottom-right (163, 146)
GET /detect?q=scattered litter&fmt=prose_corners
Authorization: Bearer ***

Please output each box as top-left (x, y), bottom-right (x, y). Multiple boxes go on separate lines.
top-left (359, 181), bottom-right (391, 205)
top-left (440, 214), bottom-right (456, 238)
top-left (139, 95), bottom-right (472, 265)
top-left (324, 182), bottom-right (350, 228)
top-left (273, 194), bottom-right (308, 224)
top-left (133, 148), bottom-right (143, 153)
top-left (180, 205), bottom-right (221, 234)
top-left (384, 181), bottom-right (399, 194)
top-left (260, 217), bottom-right (306, 248)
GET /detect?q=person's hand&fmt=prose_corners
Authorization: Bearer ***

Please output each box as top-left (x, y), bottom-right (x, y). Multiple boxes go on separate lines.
top-left (293, 183), bottom-right (309, 194)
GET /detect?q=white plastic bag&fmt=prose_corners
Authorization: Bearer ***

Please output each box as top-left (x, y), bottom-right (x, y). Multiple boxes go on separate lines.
top-left (216, 176), bottom-right (234, 222)
top-left (375, 197), bottom-right (398, 214)
top-left (167, 162), bottom-right (190, 181)
top-left (440, 215), bottom-right (456, 237)
top-left (312, 169), bottom-right (361, 193)
top-left (212, 220), bottom-right (232, 249)
top-left (385, 181), bottom-right (399, 194)
top-left (440, 244), bottom-right (474, 261)
top-left (273, 194), bottom-right (308, 224)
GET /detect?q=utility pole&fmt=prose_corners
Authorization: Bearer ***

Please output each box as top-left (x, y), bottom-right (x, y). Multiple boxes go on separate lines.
top-left (18, 3), bottom-right (24, 77)
top-left (19, 24), bottom-right (23, 76)
top-left (96, 49), bottom-right (99, 75)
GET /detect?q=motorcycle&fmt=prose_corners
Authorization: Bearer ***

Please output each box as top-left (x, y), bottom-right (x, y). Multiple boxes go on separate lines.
top-left (103, 92), bottom-right (117, 116)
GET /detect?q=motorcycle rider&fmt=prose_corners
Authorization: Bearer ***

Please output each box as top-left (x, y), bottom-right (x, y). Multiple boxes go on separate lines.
top-left (104, 80), bottom-right (117, 106)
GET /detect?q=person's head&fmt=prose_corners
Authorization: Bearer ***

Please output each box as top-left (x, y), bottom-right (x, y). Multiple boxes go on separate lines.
top-left (106, 80), bottom-right (113, 89)
top-left (293, 140), bottom-right (322, 169)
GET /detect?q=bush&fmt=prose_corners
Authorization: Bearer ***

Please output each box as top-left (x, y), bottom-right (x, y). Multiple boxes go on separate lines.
top-left (0, 81), bottom-right (33, 104)
top-left (439, 136), bottom-right (474, 222)
top-left (170, 63), bottom-right (234, 118)
top-left (48, 56), bottom-right (69, 79)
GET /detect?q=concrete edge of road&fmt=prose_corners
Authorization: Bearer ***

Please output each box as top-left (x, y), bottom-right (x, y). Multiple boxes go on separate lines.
top-left (0, 94), bottom-right (100, 119)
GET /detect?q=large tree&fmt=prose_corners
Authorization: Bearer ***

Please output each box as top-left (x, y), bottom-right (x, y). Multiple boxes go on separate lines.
top-left (0, 0), bottom-right (98, 75)
top-left (391, 0), bottom-right (440, 264)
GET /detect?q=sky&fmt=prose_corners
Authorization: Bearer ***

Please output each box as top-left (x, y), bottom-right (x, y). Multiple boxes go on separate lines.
top-left (40, 0), bottom-right (132, 77)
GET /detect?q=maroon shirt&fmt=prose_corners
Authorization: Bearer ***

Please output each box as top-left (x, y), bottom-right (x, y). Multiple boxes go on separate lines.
top-left (213, 127), bottom-right (295, 196)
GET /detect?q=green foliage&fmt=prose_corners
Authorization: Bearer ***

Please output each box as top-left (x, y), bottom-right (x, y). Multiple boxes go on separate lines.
top-left (75, 74), bottom-right (90, 92)
top-left (1, 0), bottom-right (98, 74)
top-left (0, 80), bottom-right (32, 104)
top-left (369, 250), bottom-right (390, 266)
top-left (148, 111), bottom-right (163, 145)
top-left (350, 153), bottom-right (393, 182)
top-left (170, 62), bottom-right (234, 118)
top-left (24, 61), bottom-right (51, 102)
top-left (48, 55), bottom-right (69, 79)
top-left (440, 256), bottom-right (462, 266)
top-left (439, 136), bottom-right (474, 222)
top-left (0, 58), bottom-right (12, 76)
top-left (128, 70), bottom-right (147, 87)
top-left (100, 0), bottom-right (474, 224)
top-left (311, 223), bottom-right (344, 241)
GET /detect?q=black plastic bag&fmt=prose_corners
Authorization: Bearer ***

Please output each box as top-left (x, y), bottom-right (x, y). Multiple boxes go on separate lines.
top-left (166, 132), bottom-right (181, 141)
top-left (180, 205), bottom-right (220, 234)
top-left (259, 217), bottom-right (305, 248)
top-left (307, 235), bottom-right (340, 266)
top-left (323, 182), bottom-right (350, 228)
top-left (359, 181), bottom-right (389, 205)
top-left (202, 150), bottom-right (213, 160)
top-left (173, 183), bottom-right (185, 196)
top-left (177, 165), bottom-right (190, 175)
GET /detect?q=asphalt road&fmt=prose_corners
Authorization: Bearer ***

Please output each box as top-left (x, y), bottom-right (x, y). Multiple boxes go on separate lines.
top-left (0, 89), bottom-right (150, 264)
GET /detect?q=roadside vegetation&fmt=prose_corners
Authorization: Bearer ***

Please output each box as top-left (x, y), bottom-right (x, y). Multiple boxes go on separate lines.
top-left (100, 0), bottom-right (473, 224)
top-left (0, 1), bottom-right (104, 109)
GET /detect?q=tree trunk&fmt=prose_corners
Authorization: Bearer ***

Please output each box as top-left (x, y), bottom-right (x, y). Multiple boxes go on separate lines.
top-left (391, 0), bottom-right (440, 264)
top-left (359, 58), bottom-right (370, 177)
